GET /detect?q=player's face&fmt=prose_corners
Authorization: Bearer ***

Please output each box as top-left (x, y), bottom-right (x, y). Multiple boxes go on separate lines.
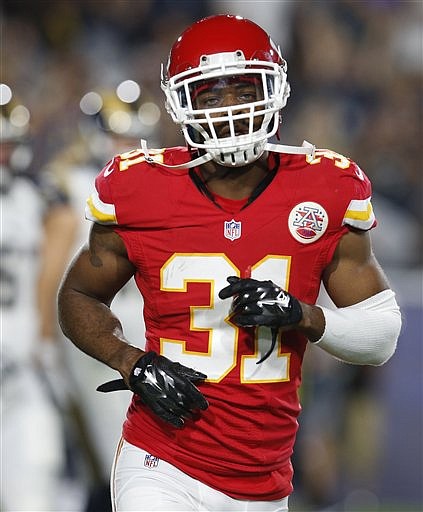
top-left (190, 75), bottom-right (264, 137)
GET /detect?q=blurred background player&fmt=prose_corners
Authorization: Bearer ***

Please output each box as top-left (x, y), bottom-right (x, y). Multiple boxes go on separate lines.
top-left (42, 81), bottom-right (152, 510)
top-left (0, 84), bottom-right (78, 510)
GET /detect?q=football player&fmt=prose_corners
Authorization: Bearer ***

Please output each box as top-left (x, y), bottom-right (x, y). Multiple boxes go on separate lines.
top-left (0, 85), bottom-right (77, 510)
top-left (58, 15), bottom-right (402, 511)
top-left (46, 84), bottom-right (149, 510)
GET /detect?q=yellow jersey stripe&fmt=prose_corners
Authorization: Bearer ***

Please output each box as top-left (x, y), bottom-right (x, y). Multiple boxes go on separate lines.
top-left (343, 198), bottom-right (375, 230)
top-left (85, 191), bottom-right (117, 224)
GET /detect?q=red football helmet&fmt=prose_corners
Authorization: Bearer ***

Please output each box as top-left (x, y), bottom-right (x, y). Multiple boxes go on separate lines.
top-left (161, 15), bottom-right (291, 167)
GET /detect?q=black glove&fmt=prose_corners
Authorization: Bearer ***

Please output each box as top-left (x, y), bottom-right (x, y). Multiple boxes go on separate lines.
top-left (219, 276), bottom-right (303, 363)
top-left (97, 351), bottom-right (208, 429)
top-left (219, 276), bottom-right (303, 328)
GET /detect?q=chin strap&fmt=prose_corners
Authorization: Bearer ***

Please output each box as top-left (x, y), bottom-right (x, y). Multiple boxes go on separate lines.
top-left (143, 138), bottom-right (214, 170)
top-left (140, 139), bottom-right (315, 170)
top-left (265, 140), bottom-right (315, 157)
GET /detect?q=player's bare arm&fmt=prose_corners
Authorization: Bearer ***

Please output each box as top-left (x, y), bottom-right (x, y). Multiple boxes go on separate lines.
top-left (322, 228), bottom-right (390, 307)
top-left (300, 228), bottom-right (390, 342)
top-left (304, 228), bottom-right (400, 364)
top-left (38, 204), bottom-right (79, 340)
top-left (59, 223), bottom-right (209, 428)
top-left (58, 222), bottom-right (142, 382)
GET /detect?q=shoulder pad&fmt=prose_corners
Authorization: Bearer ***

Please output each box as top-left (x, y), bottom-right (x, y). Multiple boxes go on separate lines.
top-left (306, 149), bottom-right (376, 231)
top-left (85, 149), bottom-right (167, 225)
top-left (85, 147), bottom-right (191, 226)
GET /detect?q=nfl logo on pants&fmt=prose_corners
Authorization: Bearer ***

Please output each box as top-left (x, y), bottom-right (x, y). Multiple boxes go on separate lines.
top-left (144, 453), bottom-right (160, 468)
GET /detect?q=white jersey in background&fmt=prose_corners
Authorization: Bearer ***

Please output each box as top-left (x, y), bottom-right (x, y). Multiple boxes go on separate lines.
top-left (1, 176), bottom-right (65, 511)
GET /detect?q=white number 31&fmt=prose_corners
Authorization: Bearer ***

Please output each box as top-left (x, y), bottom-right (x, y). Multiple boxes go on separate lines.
top-left (160, 254), bottom-right (292, 384)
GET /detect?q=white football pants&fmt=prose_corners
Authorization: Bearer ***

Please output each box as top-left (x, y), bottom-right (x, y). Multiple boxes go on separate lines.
top-left (1, 365), bottom-right (64, 511)
top-left (112, 439), bottom-right (289, 512)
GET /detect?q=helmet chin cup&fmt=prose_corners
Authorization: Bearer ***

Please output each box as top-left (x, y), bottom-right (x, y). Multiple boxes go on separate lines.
top-left (207, 142), bottom-right (265, 167)
top-left (202, 133), bottom-right (267, 167)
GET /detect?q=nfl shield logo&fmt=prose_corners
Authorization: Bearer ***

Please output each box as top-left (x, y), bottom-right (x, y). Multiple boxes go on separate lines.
top-left (144, 453), bottom-right (160, 469)
top-left (224, 219), bottom-right (242, 241)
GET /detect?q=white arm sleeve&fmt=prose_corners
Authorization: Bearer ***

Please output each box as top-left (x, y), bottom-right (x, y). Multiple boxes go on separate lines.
top-left (313, 289), bottom-right (402, 366)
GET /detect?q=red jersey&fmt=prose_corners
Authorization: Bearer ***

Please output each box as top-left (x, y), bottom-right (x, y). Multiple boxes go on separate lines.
top-left (86, 146), bottom-right (376, 500)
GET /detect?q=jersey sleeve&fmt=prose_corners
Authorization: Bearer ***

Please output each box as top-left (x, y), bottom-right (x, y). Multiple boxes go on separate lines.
top-left (85, 158), bottom-right (118, 225)
top-left (341, 161), bottom-right (377, 231)
top-left (84, 146), bottom-right (190, 227)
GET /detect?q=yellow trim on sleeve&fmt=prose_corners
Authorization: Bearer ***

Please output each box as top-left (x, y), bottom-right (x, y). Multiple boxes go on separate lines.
top-left (344, 202), bottom-right (373, 222)
top-left (86, 195), bottom-right (117, 224)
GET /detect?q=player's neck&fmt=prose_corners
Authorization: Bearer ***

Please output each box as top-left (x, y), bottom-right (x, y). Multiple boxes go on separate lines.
top-left (198, 153), bottom-right (270, 200)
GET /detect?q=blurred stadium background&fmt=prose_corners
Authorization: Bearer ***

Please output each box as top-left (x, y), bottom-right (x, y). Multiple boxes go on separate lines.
top-left (1, 1), bottom-right (422, 511)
